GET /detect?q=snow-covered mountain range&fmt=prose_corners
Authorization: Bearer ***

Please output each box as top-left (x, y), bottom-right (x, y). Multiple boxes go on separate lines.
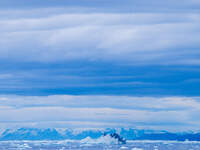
top-left (0, 128), bottom-right (200, 141)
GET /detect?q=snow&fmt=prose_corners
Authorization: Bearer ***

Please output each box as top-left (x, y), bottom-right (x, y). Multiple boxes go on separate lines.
top-left (71, 128), bottom-right (104, 135)
top-left (81, 135), bottom-right (118, 144)
top-left (131, 148), bottom-right (143, 150)
top-left (120, 146), bottom-right (128, 149)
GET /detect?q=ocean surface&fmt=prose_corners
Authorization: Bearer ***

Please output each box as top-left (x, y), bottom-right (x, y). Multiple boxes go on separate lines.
top-left (0, 140), bottom-right (200, 150)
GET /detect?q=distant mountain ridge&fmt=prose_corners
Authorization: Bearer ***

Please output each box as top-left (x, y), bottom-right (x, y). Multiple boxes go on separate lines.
top-left (0, 128), bottom-right (200, 141)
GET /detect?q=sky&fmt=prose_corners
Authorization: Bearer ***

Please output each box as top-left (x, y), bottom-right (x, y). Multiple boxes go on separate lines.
top-left (0, 0), bottom-right (200, 131)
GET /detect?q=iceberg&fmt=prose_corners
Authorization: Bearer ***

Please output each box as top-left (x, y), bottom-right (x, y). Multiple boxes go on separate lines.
top-left (0, 128), bottom-right (200, 142)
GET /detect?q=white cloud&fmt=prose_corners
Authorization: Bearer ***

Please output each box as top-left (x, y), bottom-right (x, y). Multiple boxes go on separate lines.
top-left (0, 10), bottom-right (199, 64)
top-left (0, 95), bottom-right (200, 131)
top-left (1, 95), bottom-right (200, 111)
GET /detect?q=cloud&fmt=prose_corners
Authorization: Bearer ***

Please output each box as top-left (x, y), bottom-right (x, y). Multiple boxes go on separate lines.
top-left (0, 10), bottom-right (199, 65)
top-left (1, 0), bottom-right (200, 13)
top-left (0, 4), bottom-right (200, 131)
top-left (1, 95), bottom-right (200, 111)
top-left (0, 95), bottom-right (200, 131)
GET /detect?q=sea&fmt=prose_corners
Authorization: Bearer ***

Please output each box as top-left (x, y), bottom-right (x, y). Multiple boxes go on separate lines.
top-left (0, 140), bottom-right (200, 150)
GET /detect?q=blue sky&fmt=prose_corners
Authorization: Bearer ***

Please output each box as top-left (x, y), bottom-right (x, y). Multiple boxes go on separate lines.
top-left (0, 0), bottom-right (200, 131)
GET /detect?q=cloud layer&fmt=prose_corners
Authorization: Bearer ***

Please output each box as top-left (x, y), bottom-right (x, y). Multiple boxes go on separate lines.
top-left (0, 2), bottom-right (200, 130)
top-left (0, 9), bottom-right (200, 65)
top-left (0, 95), bottom-right (200, 131)
top-left (0, 7), bottom-right (199, 96)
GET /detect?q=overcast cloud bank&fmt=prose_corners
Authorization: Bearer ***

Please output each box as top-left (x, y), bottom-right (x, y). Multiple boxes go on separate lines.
top-left (0, 9), bottom-right (199, 65)
top-left (0, 0), bottom-right (200, 131)
top-left (0, 95), bottom-right (199, 131)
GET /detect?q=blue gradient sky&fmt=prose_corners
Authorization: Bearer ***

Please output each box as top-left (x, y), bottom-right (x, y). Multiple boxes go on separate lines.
top-left (0, 0), bottom-right (200, 131)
